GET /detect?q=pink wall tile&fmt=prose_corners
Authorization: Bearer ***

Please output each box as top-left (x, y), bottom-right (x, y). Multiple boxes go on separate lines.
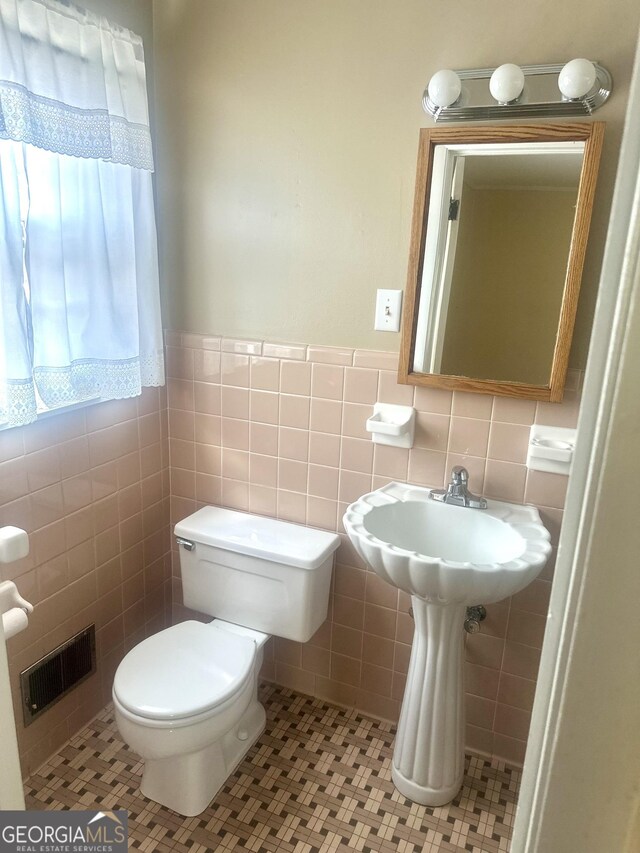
top-left (340, 437), bottom-right (373, 474)
top-left (378, 371), bottom-right (414, 406)
top-left (306, 496), bottom-right (338, 531)
top-left (484, 460), bottom-right (527, 503)
top-left (492, 396), bottom-right (536, 426)
top-left (222, 448), bottom-right (250, 481)
top-left (535, 391), bottom-right (580, 428)
top-left (352, 350), bottom-right (398, 371)
top-left (195, 413), bottom-right (221, 445)
top-left (250, 390), bottom-right (279, 425)
top-left (196, 473), bottom-right (222, 505)
top-left (193, 350), bottom-right (221, 383)
top-left (310, 399), bottom-right (343, 434)
top-left (279, 394), bottom-right (310, 430)
top-left (373, 445), bottom-right (409, 481)
top-left (338, 470), bottom-right (372, 504)
top-left (221, 418), bottom-right (249, 450)
top-left (414, 412), bottom-right (450, 452)
top-left (280, 360), bottom-right (312, 396)
top-left (308, 464), bottom-right (339, 500)
top-left (414, 386), bottom-right (452, 415)
top-left (344, 368), bottom-right (379, 404)
top-left (249, 484), bottom-right (277, 517)
top-left (311, 364), bottom-right (344, 400)
top-left (525, 469), bottom-right (568, 510)
top-left (196, 444), bottom-right (222, 476)
top-left (452, 391), bottom-right (494, 419)
top-left (341, 403), bottom-right (370, 440)
top-left (487, 422), bottom-right (530, 464)
top-left (262, 341), bottom-right (307, 361)
top-left (220, 353), bottom-right (250, 386)
top-left (250, 356), bottom-right (280, 391)
top-left (222, 338), bottom-right (262, 356)
top-left (407, 448), bottom-right (447, 488)
top-left (250, 453), bottom-right (278, 486)
top-left (498, 673), bottom-right (537, 712)
top-left (222, 479), bottom-right (250, 511)
top-left (278, 427), bottom-right (309, 461)
top-left (309, 431), bottom-right (341, 467)
top-left (250, 422), bottom-right (278, 456)
top-left (307, 346), bottom-right (354, 366)
top-left (278, 459), bottom-right (308, 493)
top-left (221, 386), bottom-right (249, 420)
top-left (449, 417), bottom-right (491, 457)
top-left (165, 346), bottom-right (194, 380)
top-left (194, 382), bottom-right (220, 415)
top-left (277, 489), bottom-right (306, 524)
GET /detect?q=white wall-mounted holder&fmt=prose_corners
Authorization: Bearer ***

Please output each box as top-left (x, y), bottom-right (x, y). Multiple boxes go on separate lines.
top-left (423, 60), bottom-right (612, 123)
top-left (0, 579), bottom-right (33, 640)
top-left (0, 526), bottom-right (29, 564)
top-left (366, 403), bottom-right (416, 448)
top-left (527, 425), bottom-right (576, 475)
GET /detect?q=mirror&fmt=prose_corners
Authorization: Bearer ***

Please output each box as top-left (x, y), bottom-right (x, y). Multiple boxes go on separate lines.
top-left (399, 123), bottom-right (604, 401)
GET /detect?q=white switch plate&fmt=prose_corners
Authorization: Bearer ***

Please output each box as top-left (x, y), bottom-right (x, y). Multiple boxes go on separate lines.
top-left (374, 289), bottom-right (403, 332)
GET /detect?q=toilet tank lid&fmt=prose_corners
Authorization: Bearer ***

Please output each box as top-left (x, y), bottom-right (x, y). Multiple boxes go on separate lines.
top-left (174, 507), bottom-right (340, 570)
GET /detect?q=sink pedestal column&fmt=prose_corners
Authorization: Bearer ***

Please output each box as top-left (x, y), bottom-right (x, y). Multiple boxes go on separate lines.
top-left (392, 597), bottom-right (466, 806)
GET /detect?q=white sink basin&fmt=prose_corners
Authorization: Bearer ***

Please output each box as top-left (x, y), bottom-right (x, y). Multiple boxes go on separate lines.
top-left (343, 481), bottom-right (551, 605)
top-left (342, 481), bottom-right (552, 807)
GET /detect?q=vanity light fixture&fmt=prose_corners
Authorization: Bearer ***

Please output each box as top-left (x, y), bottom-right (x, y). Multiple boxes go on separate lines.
top-left (423, 60), bottom-right (611, 122)
top-left (489, 63), bottom-right (525, 104)
top-left (427, 69), bottom-right (462, 108)
top-left (558, 58), bottom-right (598, 100)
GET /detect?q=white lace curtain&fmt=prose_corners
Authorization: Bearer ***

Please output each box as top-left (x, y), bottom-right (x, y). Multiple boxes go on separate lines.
top-left (0, 0), bottom-right (164, 427)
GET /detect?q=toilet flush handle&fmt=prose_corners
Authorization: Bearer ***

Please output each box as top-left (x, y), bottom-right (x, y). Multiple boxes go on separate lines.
top-left (176, 537), bottom-right (195, 552)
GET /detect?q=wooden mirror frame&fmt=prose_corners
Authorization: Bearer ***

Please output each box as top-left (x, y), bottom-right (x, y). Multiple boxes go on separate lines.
top-left (398, 122), bottom-right (605, 401)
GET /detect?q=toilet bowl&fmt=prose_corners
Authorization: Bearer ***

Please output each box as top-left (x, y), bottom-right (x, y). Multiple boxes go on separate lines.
top-left (113, 619), bottom-right (268, 816)
top-left (113, 506), bottom-right (340, 816)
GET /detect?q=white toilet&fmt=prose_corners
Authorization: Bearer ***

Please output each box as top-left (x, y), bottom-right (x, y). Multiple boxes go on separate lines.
top-left (112, 506), bottom-right (339, 816)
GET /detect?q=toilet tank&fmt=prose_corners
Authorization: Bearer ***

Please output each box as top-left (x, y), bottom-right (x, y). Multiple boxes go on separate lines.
top-left (174, 507), bottom-right (340, 642)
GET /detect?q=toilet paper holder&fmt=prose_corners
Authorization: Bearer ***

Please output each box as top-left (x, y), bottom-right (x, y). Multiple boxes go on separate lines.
top-left (0, 580), bottom-right (33, 616)
top-left (0, 580), bottom-right (34, 626)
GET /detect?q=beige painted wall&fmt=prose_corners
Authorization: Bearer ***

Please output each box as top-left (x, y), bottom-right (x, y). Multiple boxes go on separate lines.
top-left (152, 0), bottom-right (639, 358)
top-left (441, 187), bottom-right (576, 383)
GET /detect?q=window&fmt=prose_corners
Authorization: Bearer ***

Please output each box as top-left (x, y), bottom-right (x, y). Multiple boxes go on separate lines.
top-left (0, 0), bottom-right (164, 429)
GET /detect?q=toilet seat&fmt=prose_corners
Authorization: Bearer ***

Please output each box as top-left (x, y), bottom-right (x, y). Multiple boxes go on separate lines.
top-left (113, 621), bottom-right (256, 722)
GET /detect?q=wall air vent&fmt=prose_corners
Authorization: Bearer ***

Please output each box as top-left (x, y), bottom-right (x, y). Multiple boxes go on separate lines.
top-left (20, 625), bottom-right (96, 726)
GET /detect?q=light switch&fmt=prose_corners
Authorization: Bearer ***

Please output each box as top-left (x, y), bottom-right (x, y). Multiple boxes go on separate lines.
top-left (374, 289), bottom-right (403, 332)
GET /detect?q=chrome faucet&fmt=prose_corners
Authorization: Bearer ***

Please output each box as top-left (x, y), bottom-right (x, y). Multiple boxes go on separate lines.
top-left (430, 466), bottom-right (487, 509)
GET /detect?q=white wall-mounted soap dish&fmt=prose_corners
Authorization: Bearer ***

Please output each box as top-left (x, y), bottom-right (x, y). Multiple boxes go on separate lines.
top-left (366, 403), bottom-right (416, 448)
top-left (527, 425), bottom-right (576, 475)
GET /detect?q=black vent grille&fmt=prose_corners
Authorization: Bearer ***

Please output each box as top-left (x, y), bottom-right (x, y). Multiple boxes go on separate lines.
top-left (20, 625), bottom-right (96, 726)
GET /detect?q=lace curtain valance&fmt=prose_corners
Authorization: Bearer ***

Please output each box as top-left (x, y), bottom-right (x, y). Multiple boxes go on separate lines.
top-left (0, 0), bottom-right (153, 168)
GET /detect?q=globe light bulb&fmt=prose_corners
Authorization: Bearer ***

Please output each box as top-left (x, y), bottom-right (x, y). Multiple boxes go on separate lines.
top-left (489, 63), bottom-right (525, 104)
top-left (558, 58), bottom-right (597, 100)
top-left (427, 69), bottom-right (462, 108)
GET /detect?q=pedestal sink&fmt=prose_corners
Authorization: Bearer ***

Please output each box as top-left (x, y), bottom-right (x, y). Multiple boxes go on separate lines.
top-left (343, 482), bottom-right (551, 806)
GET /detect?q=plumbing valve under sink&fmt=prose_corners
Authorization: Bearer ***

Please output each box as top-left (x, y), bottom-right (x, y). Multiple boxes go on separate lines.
top-left (464, 605), bottom-right (487, 633)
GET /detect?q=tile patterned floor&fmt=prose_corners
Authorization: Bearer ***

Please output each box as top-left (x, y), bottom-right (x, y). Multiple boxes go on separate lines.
top-left (25, 684), bottom-right (521, 852)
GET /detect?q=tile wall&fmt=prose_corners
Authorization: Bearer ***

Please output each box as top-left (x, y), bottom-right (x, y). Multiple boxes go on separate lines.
top-left (0, 388), bottom-right (171, 776)
top-left (166, 331), bottom-right (582, 766)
